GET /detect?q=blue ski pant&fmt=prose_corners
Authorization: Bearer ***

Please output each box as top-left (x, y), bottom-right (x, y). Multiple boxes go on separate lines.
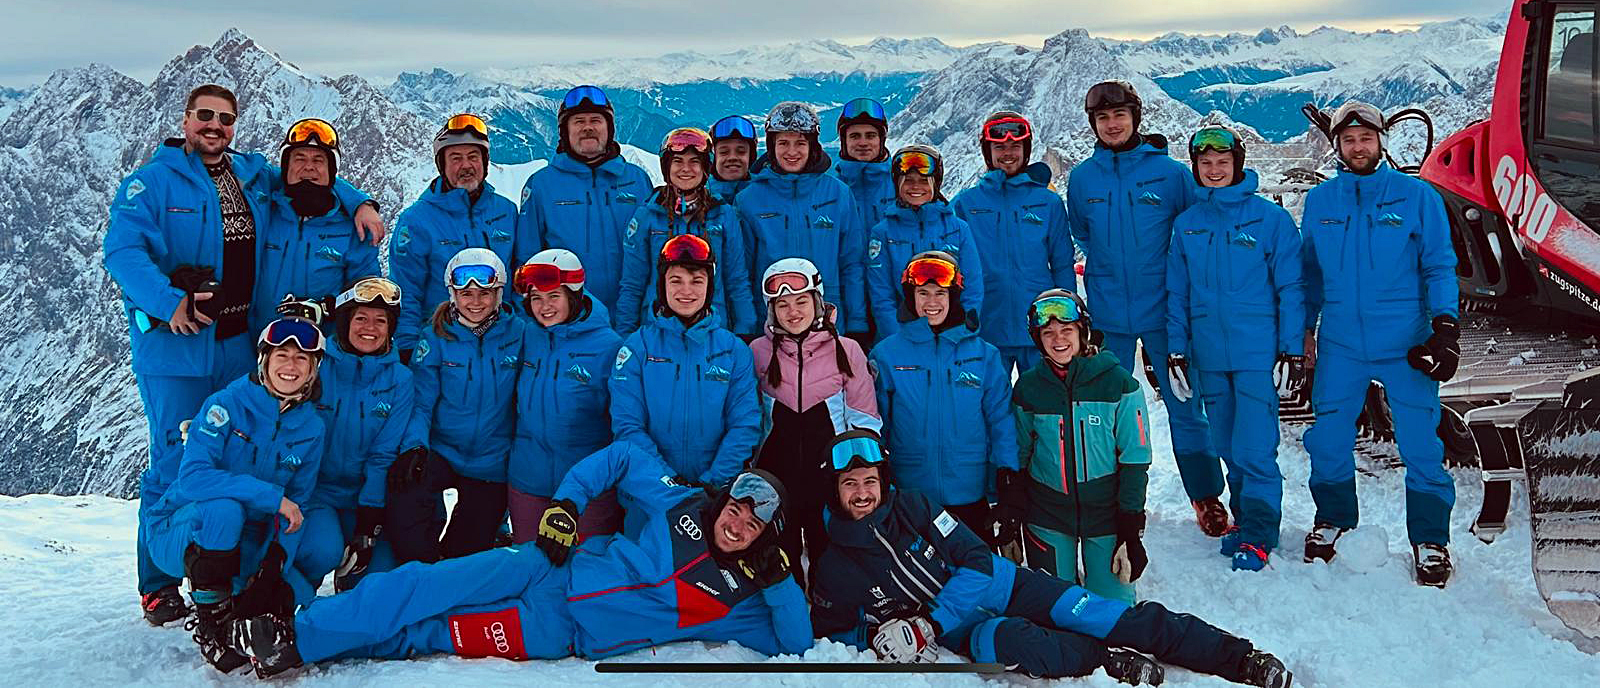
top-left (1102, 329), bottom-right (1221, 502)
top-left (1198, 370), bottom-right (1284, 551)
top-left (291, 506), bottom-right (398, 600)
top-left (953, 566), bottom-right (1253, 679)
top-left (133, 333), bottom-right (254, 594)
top-left (1304, 352), bottom-right (1454, 545)
top-left (145, 498), bottom-right (306, 600)
top-left (294, 545), bottom-right (574, 663)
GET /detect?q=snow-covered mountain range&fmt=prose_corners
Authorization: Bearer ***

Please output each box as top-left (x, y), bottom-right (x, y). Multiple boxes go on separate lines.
top-left (0, 14), bottom-right (1507, 497)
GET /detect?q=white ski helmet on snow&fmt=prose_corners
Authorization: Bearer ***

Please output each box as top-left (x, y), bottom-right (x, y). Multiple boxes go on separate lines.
top-left (444, 248), bottom-right (507, 290)
top-left (761, 257), bottom-right (825, 302)
top-left (1328, 100), bottom-right (1388, 152)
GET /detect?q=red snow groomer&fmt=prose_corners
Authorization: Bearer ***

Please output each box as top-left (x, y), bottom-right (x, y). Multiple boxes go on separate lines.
top-left (1419, 0), bottom-right (1600, 641)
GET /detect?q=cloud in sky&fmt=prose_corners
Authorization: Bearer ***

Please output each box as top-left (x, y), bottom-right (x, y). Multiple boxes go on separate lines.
top-left (0, 0), bottom-right (1511, 84)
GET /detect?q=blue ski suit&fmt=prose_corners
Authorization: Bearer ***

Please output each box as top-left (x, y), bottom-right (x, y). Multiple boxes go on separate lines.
top-left (616, 196), bottom-right (756, 335)
top-left (511, 298), bottom-right (624, 498)
top-left (1067, 136), bottom-right (1220, 503)
top-left (868, 317), bottom-right (1017, 508)
top-left (251, 192), bottom-right (380, 333)
top-left (952, 163), bottom-right (1076, 375)
top-left (1166, 170), bottom-right (1305, 551)
top-left (517, 152), bottom-right (654, 311)
top-left (834, 157), bottom-right (896, 240)
top-left (408, 312), bottom-right (526, 483)
top-left (144, 376), bottom-right (324, 605)
top-left (610, 308), bottom-right (760, 486)
top-left (810, 488), bottom-right (1257, 679)
top-left (288, 441), bottom-right (812, 664)
top-left (389, 180), bottom-right (519, 353)
top-left (865, 201), bottom-right (986, 342)
top-left (1300, 162), bottom-right (1459, 546)
top-left (708, 176), bottom-right (750, 201)
top-left (736, 154), bottom-right (868, 333)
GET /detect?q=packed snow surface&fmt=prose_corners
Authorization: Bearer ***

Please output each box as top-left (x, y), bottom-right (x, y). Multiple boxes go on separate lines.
top-left (1, 390), bottom-right (1593, 686)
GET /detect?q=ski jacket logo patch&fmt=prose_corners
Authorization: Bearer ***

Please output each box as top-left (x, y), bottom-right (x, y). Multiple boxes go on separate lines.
top-left (1137, 191), bottom-right (1163, 206)
top-left (813, 215), bottom-right (834, 229)
top-left (280, 453), bottom-right (303, 468)
top-left (939, 243), bottom-right (960, 256)
top-left (616, 192), bottom-right (638, 203)
top-left (564, 364), bottom-right (592, 384)
top-left (520, 186), bottom-right (531, 205)
top-left (613, 346), bottom-right (633, 370)
top-left (705, 365), bottom-right (731, 382)
top-left (315, 246), bottom-right (343, 263)
top-left (126, 179), bottom-right (146, 200)
top-left (1230, 232), bottom-right (1257, 249)
top-left (676, 514), bottom-right (703, 541)
top-left (206, 404), bottom-right (229, 428)
top-left (956, 371), bottom-right (982, 388)
top-left (500, 355), bottom-right (519, 368)
top-left (372, 402), bottom-right (392, 418)
top-left (413, 340), bottom-right (430, 363)
top-left (492, 229), bottom-right (512, 243)
top-left (706, 223), bottom-right (723, 236)
top-left (1378, 212), bottom-right (1404, 227)
top-left (1022, 212), bottom-right (1043, 225)
top-left (867, 239), bottom-right (882, 260)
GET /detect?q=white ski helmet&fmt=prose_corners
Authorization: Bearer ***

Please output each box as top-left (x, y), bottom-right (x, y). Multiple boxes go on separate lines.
top-left (518, 248), bottom-right (586, 294)
top-left (444, 248), bottom-right (507, 290)
top-left (761, 257), bottom-right (825, 301)
top-left (1328, 100), bottom-right (1388, 152)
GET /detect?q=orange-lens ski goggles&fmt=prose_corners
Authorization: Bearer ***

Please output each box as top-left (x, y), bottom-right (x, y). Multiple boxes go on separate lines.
top-left (892, 151), bottom-right (937, 176)
top-left (902, 257), bottom-right (962, 289)
top-left (286, 118), bottom-right (338, 149)
top-left (444, 113), bottom-right (489, 138)
top-left (661, 234), bottom-right (713, 263)
top-left (515, 263), bottom-right (586, 294)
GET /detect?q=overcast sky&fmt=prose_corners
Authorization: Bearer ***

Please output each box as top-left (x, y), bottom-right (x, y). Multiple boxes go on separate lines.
top-left (1, 0), bottom-right (1509, 86)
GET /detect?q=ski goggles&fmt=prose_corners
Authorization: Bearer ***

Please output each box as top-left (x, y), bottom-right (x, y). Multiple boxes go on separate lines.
top-left (982, 116), bottom-right (1031, 143)
top-left (829, 434), bottom-right (887, 472)
top-left (729, 472), bottom-right (782, 524)
top-left (660, 234), bottom-right (713, 263)
top-left (902, 257), bottom-right (963, 289)
top-left (1085, 80), bottom-right (1138, 112)
top-left (514, 263), bottom-right (586, 294)
top-left (284, 118), bottom-right (339, 150)
top-left (335, 277), bottom-right (401, 309)
top-left (441, 113), bottom-right (489, 139)
top-left (711, 115), bottom-right (757, 141)
top-left (260, 317), bottom-right (325, 353)
top-left (448, 263), bottom-right (502, 290)
top-left (1029, 295), bottom-right (1084, 327)
top-left (1189, 126), bottom-right (1240, 155)
top-left (663, 127), bottom-right (712, 154)
top-left (763, 271), bottom-right (819, 299)
top-left (1330, 101), bottom-right (1385, 135)
top-left (188, 108), bottom-right (237, 126)
top-left (840, 98), bottom-right (886, 122)
top-left (562, 85), bottom-right (610, 111)
top-left (892, 150), bottom-right (939, 176)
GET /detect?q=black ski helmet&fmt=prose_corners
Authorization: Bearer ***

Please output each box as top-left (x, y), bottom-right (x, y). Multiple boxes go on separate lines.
top-left (980, 110), bottom-right (1032, 171)
top-left (279, 118), bottom-right (339, 186)
top-left (823, 429), bottom-right (893, 515)
top-left (899, 250), bottom-right (966, 327)
top-left (653, 233), bottom-right (717, 321)
top-left (1188, 124), bottom-right (1247, 186)
top-left (1027, 288), bottom-right (1097, 360)
top-left (836, 97), bottom-right (889, 163)
top-left (1084, 80), bottom-right (1143, 138)
top-left (556, 85), bottom-right (617, 157)
top-left (889, 144), bottom-right (946, 202)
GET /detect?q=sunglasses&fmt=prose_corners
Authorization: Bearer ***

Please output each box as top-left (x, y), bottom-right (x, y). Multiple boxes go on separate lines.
top-left (261, 318), bottom-right (325, 353)
top-left (762, 271), bottom-right (818, 299)
top-left (189, 108), bottom-right (237, 126)
top-left (448, 264), bottom-right (502, 290)
top-left (982, 116), bottom-right (1031, 143)
top-left (1189, 127), bottom-right (1240, 155)
top-left (661, 234), bottom-right (713, 263)
top-left (335, 277), bottom-right (401, 309)
top-left (830, 435), bottom-right (887, 472)
top-left (841, 98), bottom-right (886, 122)
top-left (902, 257), bottom-right (962, 289)
top-left (663, 127), bottom-right (712, 154)
top-left (1029, 295), bottom-right (1084, 328)
top-left (285, 118), bottom-right (338, 149)
top-left (711, 115), bottom-right (757, 140)
top-left (1085, 81), bottom-right (1137, 112)
top-left (562, 85), bottom-right (610, 111)
top-left (514, 263), bottom-right (586, 294)
top-left (893, 150), bottom-right (938, 176)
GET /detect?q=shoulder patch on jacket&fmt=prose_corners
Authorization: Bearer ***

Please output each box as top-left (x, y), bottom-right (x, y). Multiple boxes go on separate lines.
top-left (933, 510), bottom-right (958, 537)
top-left (614, 346), bottom-right (633, 370)
top-left (205, 404), bottom-right (229, 428)
top-left (867, 238), bottom-right (882, 260)
top-left (414, 339), bottom-right (430, 363)
top-left (126, 179), bottom-right (146, 201)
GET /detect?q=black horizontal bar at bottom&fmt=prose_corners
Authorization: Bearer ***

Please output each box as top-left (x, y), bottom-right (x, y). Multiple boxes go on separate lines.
top-left (595, 662), bottom-right (1005, 674)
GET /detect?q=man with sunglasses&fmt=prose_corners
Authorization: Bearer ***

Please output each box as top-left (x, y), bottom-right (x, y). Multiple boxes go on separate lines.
top-left (389, 113), bottom-right (519, 364)
top-left (1299, 101), bottom-right (1459, 587)
top-left (708, 115), bottom-right (759, 200)
top-left (951, 110), bottom-right (1076, 379)
top-left (518, 85), bottom-right (652, 322)
top-left (105, 84), bottom-right (380, 626)
top-left (810, 431), bottom-right (1293, 687)
top-left (1067, 80), bottom-right (1228, 540)
top-left (834, 98), bottom-right (897, 238)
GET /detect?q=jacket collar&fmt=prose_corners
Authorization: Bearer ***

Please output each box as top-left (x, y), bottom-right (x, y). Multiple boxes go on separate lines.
top-left (1194, 169), bottom-right (1260, 207)
top-left (422, 178), bottom-right (501, 216)
top-left (551, 148), bottom-right (631, 178)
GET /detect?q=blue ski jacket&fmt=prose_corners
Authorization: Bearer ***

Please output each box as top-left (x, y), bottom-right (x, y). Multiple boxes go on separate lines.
top-left (868, 317), bottom-right (1017, 506)
top-left (309, 346), bottom-right (414, 509)
top-left (736, 155), bottom-right (868, 333)
top-left (1301, 163), bottom-right (1459, 360)
top-left (866, 200), bottom-right (986, 341)
top-left (708, 176), bottom-right (751, 202)
top-left (610, 308), bottom-right (760, 486)
top-left (1166, 170), bottom-right (1306, 372)
top-left (407, 311), bottom-right (526, 482)
top-left (952, 163), bottom-right (1076, 349)
top-left (834, 158), bottom-right (896, 238)
top-left (1067, 137), bottom-right (1198, 335)
top-left (252, 192), bottom-right (380, 333)
top-left (518, 153), bottom-right (653, 311)
top-left (616, 196), bottom-right (757, 335)
top-left (512, 298), bottom-right (624, 497)
top-left (389, 179), bottom-right (519, 352)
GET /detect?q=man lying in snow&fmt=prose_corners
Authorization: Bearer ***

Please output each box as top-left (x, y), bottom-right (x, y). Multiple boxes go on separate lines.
top-left (222, 442), bottom-right (810, 678)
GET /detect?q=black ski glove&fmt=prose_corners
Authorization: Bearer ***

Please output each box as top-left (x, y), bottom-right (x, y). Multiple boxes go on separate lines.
top-left (1273, 353), bottom-right (1308, 397)
top-left (535, 498), bottom-right (580, 566)
top-left (1407, 315), bottom-right (1460, 382)
top-left (993, 469), bottom-right (1029, 551)
top-left (1112, 511), bottom-right (1149, 584)
top-left (387, 447), bottom-right (430, 493)
top-left (737, 544), bottom-right (793, 589)
top-left (334, 506), bottom-right (386, 591)
top-left (275, 294), bottom-right (335, 326)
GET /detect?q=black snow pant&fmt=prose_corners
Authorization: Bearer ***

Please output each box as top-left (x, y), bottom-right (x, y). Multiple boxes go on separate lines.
top-left (385, 451), bottom-right (509, 564)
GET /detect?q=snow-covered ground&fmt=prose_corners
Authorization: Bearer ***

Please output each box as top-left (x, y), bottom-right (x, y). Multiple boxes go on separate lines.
top-left (1, 388), bottom-right (1593, 686)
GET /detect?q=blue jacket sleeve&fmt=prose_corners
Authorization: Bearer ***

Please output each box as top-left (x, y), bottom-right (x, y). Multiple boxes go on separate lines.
top-left (389, 209), bottom-right (429, 352)
top-left (1301, 213), bottom-right (1323, 332)
top-left (344, 222), bottom-right (382, 292)
top-left (176, 395), bottom-right (284, 516)
top-left (608, 335), bottom-right (666, 463)
top-left (904, 492), bottom-right (999, 633)
top-left (330, 177), bottom-right (371, 222)
top-left (981, 345), bottom-right (1018, 472)
top-left (404, 335), bottom-right (441, 452)
top-left (870, 346), bottom-right (893, 438)
top-left (735, 578), bottom-right (815, 657)
top-left (704, 342), bottom-right (760, 485)
top-left (1067, 181), bottom-right (1090, 260)
top-left (955, 218), bottom-right (986, 326)
top-left (103, 171), bottom-right (186, 321)
top-left (838, 193), bottom-right (869, 333)
top-left (284, 421), bottom-right (324, 508)
top-left (515, 174), bottom-right (546, 267)
top-left (615, 211), bottom-right (650, 335)
top-left (359, 369), bottom-right (414, 507)
top-left (552, 441), bottom-right (698, 513)
top-left (1166, 217), bottom-right (1193, 357)
top-left (718, 206), bottom-right (758, 335)
top-left (1267, 205), bottom-right (1306, 356)
top-left (1416, 185), bottom-right (1460, 321)
top-left (865, 221), bottom-right (899, 340)
top-left (1047, 193), bottom-right (1077, 289)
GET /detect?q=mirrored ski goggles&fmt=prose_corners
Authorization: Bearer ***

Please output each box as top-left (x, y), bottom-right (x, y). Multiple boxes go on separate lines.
top-left (763, 271), bottom-right (817, 299)
top-left (841, 98), bottom-right (886, 122)
top-left (189, 108), bottom-right (237, 126)
top-left (982, 116), bottom-right (1031, 142)
top-left (335, 277), bottom-right (401, 309)
top-left (514, 263), bottom-right (585, 294)
top-left (285, 118), bottom-right (339, 150)
top-left (1085, 81), bottom-right (1137, 112)
top-left (711, 115), bottom-right (757, 141)
top-left (1189, 126), bottom-right (1240, 155)
top-left (663, 127), bottom-right (712, 154)
top-left (1030, 295), bottom-right (1084, 327)
top-left (892, 150), bottom-right (938, 176)
top-left (660, 234), bottom-right (713, 263)
top-left (729, 472), bottom-right (782, 524)
top-left (902, 257), bottom-right (962, 288)
top-left (442, 113), bottom-right (489, 139)
top-left (260, 317), bottom-right (326, 353)
top-left (830, 435), bottom-right (887, 472)
top-left (562, 85), bottom-right (610, 111)
top-left (448, 264), bottom-right (502, 290)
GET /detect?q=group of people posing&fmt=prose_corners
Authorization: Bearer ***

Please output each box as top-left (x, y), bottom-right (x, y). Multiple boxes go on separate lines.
top-left (102, 76), bottom-right (1460, 686)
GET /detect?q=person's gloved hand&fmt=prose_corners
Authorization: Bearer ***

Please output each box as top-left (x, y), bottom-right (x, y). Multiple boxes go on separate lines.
top-left (535, 499), bottom-right (580, 565)
top-left (334, 506), bottom-right (385, 591)
top-left (992, 469), bottom-right (1029, 560)
top-left (1111, 510), bottom-right (1149, 584)
top-left (736, 544), bottom-right (793, 589)
top-left (1166, 354), bottom-right (1193, 402)
top-left (870, 617), bottom-right (941, 663)
top-left (1273, 353), bottom-right (1308, 398)
top-left (1407, 315), bottom-right (1460, 382)
top-left (387, 447), bottom-right (430, 493)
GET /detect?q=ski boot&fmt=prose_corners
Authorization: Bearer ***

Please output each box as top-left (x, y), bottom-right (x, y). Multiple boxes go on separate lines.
top-left (1192, 498), bottom-right (1230, 537)
top-left (1414, 543), bottom-right (1452, 588)
top-left (1218, 525), bottom-right (1241, 556)
top-left (185, 597), bottom-right (249, 673)
top-left (1103, 648), bottom-right (1164, 686)
top-left (1302, 524), bottom-right (1348, 563)
top-left (183, 545), bottom-right (248, 673)
top-left (141, 585), bottom-right (191, 626)
top-left (1232, 543), bottom-right (1270, 572)
top-left (1239, 649), bottom-right (1293, 688)
top-left (232, 613), bottom-right (304, 679)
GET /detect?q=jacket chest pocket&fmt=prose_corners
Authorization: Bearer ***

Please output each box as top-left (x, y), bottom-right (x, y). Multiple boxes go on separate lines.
top-left (440, 354), bottom-right (474, 402)
top-left (750, 212), bottom-right (790, 248)
top-left (1072, 405), bottom-right (1118, 482)
top-left (163, 206), bottom-right (208, 254)
top-left (1222, 234), bottom-right (1269, 294)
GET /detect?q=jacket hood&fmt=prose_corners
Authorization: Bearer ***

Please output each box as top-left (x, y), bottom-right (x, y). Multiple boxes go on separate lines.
top-left (977, 160), bottom-right (1052, 191)
top-left (1088, 134), bottom-right (1172, 170)
top-left (649, 304), bottom-right (726, 342)
top-left (752, 148), bottom-right (834, 177)
top-left (1195, 168), bottom-right (1260, 206)
top-left (154, 138), bottom-right (269, 187)
top-left (421, 178), bottom-right (502, 216)
top-left (882, 198), bottom-right (956, 224)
